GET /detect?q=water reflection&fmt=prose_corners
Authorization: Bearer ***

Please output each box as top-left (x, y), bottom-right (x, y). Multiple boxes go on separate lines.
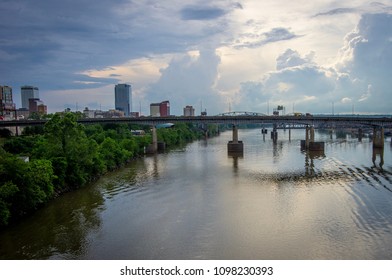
top-left (372, 147), bottom-right (384, 169)
top-left (0, 186), bottom-right (104, 259)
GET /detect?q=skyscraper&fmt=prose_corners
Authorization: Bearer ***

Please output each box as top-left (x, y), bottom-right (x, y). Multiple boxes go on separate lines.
top-left (115, 84), bottom-right (131, 116)
top-left (0, 85), bottom-right (16, 118)
top-left (21, 86), bottom-right (39, 109)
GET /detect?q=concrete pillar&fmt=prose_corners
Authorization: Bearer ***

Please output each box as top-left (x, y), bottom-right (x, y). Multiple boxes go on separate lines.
top-left (289, 127), bottom-right (291, 142)
top-left (305, 126), bottom-right (309, 149)
top-left (152, 126), bottom-right (158, 151)
top-left (373, 127), bottom-right (384, 148)
top-left (232, 125), bottom-right (238, 143)
top-left (358, 128), bottom-right (363, 142)
top-left (228, 124), bottom-right (243, 153)
top-left (146, 126), bottom-right (158, 154)
top-left (310, 126), bottom-right (315, 142)
top-left (271, 124), bottom-right (278, 143)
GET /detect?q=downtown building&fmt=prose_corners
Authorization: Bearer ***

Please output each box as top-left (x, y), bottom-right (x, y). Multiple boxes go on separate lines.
top-left (150, 100), bottom-right (170, 117)
top-left (21, 85), bottom-right (39, 109)
top-left (183, 105), bottom-right (195, 116)
top-left (19, 85), bottom-right (47, 117)
top-left (0, 85), bottom-right (16, 119)
top-left (115, 84), bottom-right (132, 116)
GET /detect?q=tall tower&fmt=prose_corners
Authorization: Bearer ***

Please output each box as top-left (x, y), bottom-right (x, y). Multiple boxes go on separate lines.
top-left (0, 85), bottom-right (16, 118)
top-left (114, 84), bottom-right (131, 116)
top-left (21, 86), bottom-right (39, 109)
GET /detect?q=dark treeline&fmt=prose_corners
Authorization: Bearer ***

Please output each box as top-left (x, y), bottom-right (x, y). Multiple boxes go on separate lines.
top-left (0, 113), bottom-right (209, 227)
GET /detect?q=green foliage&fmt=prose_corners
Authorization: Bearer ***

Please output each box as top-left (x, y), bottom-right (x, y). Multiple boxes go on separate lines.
top-left (3, 135), bottom-right (40, 155)
top-left (99, 137), bottom-right (131, 171)
top-left (0, 182), bottom-right (18, 226)
top-left (0, 149), bottom-right (54, 226)
top-left (156, 123), bottom-right (203, 148)
top-left (21, 125), bottom-right (45, 135)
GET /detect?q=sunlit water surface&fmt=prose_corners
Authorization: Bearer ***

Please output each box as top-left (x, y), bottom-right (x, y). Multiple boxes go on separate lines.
top-left (1, 129), bottom-right (392, 259)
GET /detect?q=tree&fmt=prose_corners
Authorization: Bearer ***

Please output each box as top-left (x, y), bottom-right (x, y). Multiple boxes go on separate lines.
top-left (0, 149), bottom-right (54, 225)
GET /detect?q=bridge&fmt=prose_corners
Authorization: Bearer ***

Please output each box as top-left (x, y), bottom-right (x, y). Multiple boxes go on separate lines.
top-left (1, 114), bottom-right (392, 128)
top-left (1, 114), bottom-right (391, 153)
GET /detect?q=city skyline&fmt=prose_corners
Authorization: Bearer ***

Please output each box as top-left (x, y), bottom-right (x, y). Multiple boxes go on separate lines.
top-left (1, 1), bottom-right (392, 115)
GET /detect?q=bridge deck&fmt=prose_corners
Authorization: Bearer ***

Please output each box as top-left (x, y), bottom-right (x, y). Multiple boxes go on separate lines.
top-left (1, 115), bottom-right (392, 128)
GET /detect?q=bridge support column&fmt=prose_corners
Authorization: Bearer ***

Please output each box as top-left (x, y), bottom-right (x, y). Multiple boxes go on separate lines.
top-left (228, 125), bottom-right (243, 154)
top-left (373, 127), bottom-right (384, 148)
top-left (310, 126), bottom-right (315, 142)
top-left (146, 126), bottom-right (158, 154)
top-left (358, 128), bottom-right (363, 142)
top-left (271, 124), bottom-right (278, 143)
top-left (301, 126), bottom-right (325, 152)
top-left (304, 126), bottom-right (310, 149)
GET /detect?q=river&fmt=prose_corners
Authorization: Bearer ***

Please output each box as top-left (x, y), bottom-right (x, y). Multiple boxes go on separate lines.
top-left (1, 128), bottom-right (392, 259)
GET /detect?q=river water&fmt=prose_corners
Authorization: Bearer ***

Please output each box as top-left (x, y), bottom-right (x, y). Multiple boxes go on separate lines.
top-left (1, 129), bottom-right (392, 260)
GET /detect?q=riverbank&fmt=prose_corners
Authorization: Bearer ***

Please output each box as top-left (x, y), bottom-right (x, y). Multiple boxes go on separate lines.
top-left (0, 113), bottom-right (212, 228)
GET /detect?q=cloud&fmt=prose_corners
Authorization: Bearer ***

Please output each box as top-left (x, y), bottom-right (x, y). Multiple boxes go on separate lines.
top-left (180, 6), bottom-right (228, 20)
top-left (276, 49), bottom-right (315, 70)
top-left (313, 2), bottom-right (392, 18)
top-left (145, 48), bottom-right (224, 115)
top-left (314, 7), bottom-right (358, 17)
top-left (341, 97), bottom-right (352, 104)
top-left (234, 12), bottom-right (392, 115)
top-left (1, 1), bottom-right (392, 115)
top-left (263, 28), bottom-right (300, 44)
top-left (337, 13), bottom-right (392, 112)
top-left (0, 0), bottom-right (231, 92)
top-left (180, 1), bottom-right (243, 21)
top-left (358, 84), bottom-right (372, 102)
top-left (234, 27), bottom-right (301, 49)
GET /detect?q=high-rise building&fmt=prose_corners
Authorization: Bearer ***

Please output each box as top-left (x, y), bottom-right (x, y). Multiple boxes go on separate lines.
top-left (160, 100), bottom-right (170, 116)
top-left (150, 100), bottom-right (170, 117)
top-left (0, 85), bottom-right (16, 119)
top-left (150, 103), bottom-right (160, 116)
top-left (115, 84), bottom-right (131, 116)
top-left (21, 86), bottom-right (39, 109)
top-left (183, 105), bottom-right (195, 116)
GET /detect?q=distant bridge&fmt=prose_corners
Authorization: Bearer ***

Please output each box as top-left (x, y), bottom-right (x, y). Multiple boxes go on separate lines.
top-left (1, 114), bottom-right (391, 128)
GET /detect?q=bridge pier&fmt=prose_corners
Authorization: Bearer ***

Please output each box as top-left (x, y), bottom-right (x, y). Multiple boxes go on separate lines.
top-left (146, 126), bottom-right (167, 153)
top-left (228, 125), bottom-right (243, 154)
top-left (146, 126), bottom-right (158, 154)
top-left (301, 126), bottom-right (325, 152)
top-left (373, 127), bottom-right (384, 148)
top-left (271, 124), bottom-right (278, 143)
top-left (358, 128), bottom-right (363, 142)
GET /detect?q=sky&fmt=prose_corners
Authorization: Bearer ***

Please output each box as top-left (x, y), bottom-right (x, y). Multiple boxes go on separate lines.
top-left (1, 0), bottom-right (392, 115)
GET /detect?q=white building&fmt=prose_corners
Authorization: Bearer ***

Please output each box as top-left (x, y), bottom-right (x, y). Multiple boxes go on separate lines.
top-left (183, 105), bottom-right (195, 116)
top-left (150, 103), bottom-right (160, 117)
